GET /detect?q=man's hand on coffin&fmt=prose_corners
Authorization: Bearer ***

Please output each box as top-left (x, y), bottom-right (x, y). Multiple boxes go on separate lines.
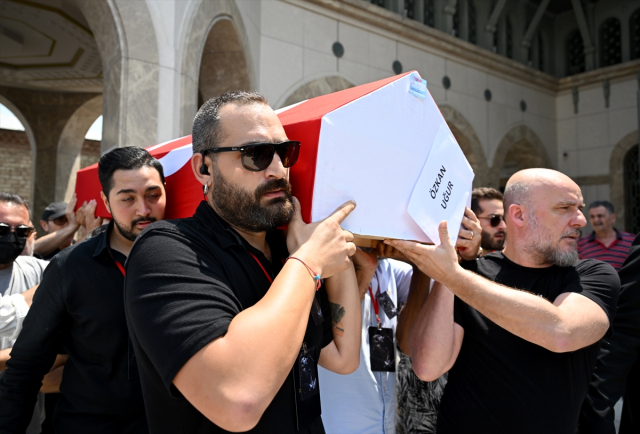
top-left (375, 242), bottom-right (411, 264)
top-left (286, 197), bottom-right (357, 279)
top-left (455, 207), bottom-right (482, 261)
top-left (352, 248), bottom-right (378, 300)
top-left (383, 221), bottom-right (460, 286)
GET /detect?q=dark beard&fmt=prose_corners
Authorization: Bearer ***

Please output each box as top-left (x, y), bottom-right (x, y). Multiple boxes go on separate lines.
top-left (481, 230), bottom-right (505, 251)
top-left (210, 167), bottom-right (295, 232)
top-left (113, 216), bottom-right (157, 241)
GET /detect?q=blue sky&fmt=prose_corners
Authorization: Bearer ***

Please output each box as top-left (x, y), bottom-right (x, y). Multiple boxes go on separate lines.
top-left (0, 103), bottom-right (102, 141)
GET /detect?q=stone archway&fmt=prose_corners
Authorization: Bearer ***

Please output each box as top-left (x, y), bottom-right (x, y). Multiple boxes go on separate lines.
top-left (56, 95), bottom-right (103, 202)
top-left (0, 95), bottom-right (36, 202)
top-left (491, 125), bottom-right (552, 190)
top-left (609, 130), bottom-right (638, 231)
top-left (180, 0), bottom-right (255, 136)
top-left (280, 76), bottom-right (355, 108)
top-left (198, 19), bottom-right (251, 106)
top-left (438, 105), bottom-right (490, 188)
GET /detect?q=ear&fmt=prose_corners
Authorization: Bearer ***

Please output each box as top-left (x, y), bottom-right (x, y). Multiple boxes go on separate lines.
top-left (191, 153), bottom-right (211, 187)
top-left (508, 203), bottom-right (526, 228)
top-left (611, 213), bottom-right (616, 224)
top-left (100, 191), bottom-right (111, 215)
top-left (39, 220), bottom-right (48, 232)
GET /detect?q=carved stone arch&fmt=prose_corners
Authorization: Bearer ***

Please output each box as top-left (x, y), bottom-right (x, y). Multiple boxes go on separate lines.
top-left (179, 0), bottom-right (256, 135)
top-left (490, 124), bottom-right (553, 189)
top-left (75, 0), bottom-right (159, 151)
top-left (0, 95), bottom-right (37, 202)
top-left (438, 105), bottom-right (490, 188)
top-left (609, 130), bottom-right (638, 231)
top-left (55, 95), bottom-right (103, 202)
top-left (278, 76), bottom-right (355, 109)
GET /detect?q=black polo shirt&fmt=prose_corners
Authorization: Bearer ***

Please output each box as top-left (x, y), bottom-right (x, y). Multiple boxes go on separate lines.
top-left (0, 222), bottom-right (147, 434)
top-left (124, 201), bottom-right (332, 434)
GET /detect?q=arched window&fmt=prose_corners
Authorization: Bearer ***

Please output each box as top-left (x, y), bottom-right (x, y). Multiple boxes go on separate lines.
top-left (506, 17), bottom-right (513, 58)
top-left (631, 9), bottom-right (640, 60)
top-left (468, 0), bottom-right (477, 44)
top-left (624, 144), bottom-right (640, 233)
top-left (424, 0), bottom-right (435, 27)
top-left (567, 29), bottom-right (585, 75)
top-left (538, 32), bottom-right (544, 72)
top-left (600, 17), bottom-right (622, 67)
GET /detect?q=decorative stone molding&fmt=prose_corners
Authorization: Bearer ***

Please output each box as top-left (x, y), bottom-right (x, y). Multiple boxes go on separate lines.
top-left (281, 76), bottom-right (355, 108)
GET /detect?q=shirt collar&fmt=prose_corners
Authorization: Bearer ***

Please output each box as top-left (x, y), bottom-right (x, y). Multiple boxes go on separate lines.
top-left (588, 228), bottom-right (622, 242)
top-left (92, 220), bottom-right (126, 262)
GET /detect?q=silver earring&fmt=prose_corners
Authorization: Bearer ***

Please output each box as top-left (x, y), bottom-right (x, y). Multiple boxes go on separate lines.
top-left (203, 184), bottom-right (209, 196)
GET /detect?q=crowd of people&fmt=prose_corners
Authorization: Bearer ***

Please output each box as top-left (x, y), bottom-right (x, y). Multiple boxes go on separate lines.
top-left (0, 90), bottom-right (637, 434)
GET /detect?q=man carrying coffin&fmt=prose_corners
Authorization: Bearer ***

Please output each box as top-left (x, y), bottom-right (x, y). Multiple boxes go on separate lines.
top-left (387, 168), bottom-right (620, 434)
top-left (0, 147), bottom-right (167, 433)
top-left (123, 91), bottom-right (361, 433)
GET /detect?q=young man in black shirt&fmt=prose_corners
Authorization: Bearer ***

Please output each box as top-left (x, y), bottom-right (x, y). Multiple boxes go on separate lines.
top-left (124, 91), bottom-right (361, 433)
top-left (387, 168), bottom-right (620, 434)
top-left (0, 147), bottom-right (167, 433)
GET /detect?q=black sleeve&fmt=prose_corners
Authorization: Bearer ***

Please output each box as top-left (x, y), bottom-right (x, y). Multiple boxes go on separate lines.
top-left (0, 259), bottom-right (66, 433)
top-left (567, 259), bottom-right (620, 325)
top-left (579, 235), bottom-right (640, 433)
top-left (317, 284), bottom-right (333, 348)
top-left (124, 228), bottom-right (243, 395)
top-left (453, 296), bottom-right (465, 329)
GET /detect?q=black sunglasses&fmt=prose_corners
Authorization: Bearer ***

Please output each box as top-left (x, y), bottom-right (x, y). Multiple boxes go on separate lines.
top-left (203, 141), bottom-right (301, 172)
top-left (478, 214), bottom-right (505, 227)
top-left (49, 215), bottom-right (68, 226)
top-left (0, 223), bottom-right (36, 239)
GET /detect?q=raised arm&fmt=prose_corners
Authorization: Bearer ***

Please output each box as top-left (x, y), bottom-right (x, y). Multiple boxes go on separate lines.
top-left (34, 197), bottom-right (79, 257)
top-left (388, 222), bottom-right (613, 356)
top-left (170, 200), bottom-right (356, 432)
top-left (318, 261), bottom-right (361, 374)
top-left (396, 268), bottom-right (431, 356)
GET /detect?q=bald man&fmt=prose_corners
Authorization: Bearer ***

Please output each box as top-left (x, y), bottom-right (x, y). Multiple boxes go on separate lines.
top-left (386, 169), bottom-right (620, 434)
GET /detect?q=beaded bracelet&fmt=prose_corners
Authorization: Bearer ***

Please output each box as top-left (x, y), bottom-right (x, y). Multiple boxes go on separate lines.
top-left (287, 256), bottom-right (321, 291)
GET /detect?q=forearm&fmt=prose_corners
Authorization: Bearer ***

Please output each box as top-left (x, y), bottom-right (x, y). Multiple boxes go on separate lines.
top-left (396, 268), bottom-right (430, 356)
top-left (409, 282), bottom-right (459, 381)
top-left (175, 260), bottom-right (320, 429)
top-left (319, 263), bottom-right (361, 374)
top-left (0, 348), bottom-right (10, 371)
top-left (34, 225), bottom-right (77, 256)
top-left (445, 268), bottom-right (605, 352)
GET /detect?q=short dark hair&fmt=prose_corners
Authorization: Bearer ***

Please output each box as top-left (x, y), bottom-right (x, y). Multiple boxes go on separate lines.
top-left (588, 200), bottom-right (614, 214)
top-left (192, 90), bottom-right (268, 154)
top-left (0, 192), bottom-right (31, 220)
top-left (471, 187), bottom-right (504, 215)
top-left (98, 147), bottom-right (165, 197)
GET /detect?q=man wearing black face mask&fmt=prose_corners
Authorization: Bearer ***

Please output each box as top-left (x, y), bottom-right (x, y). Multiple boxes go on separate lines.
top-left (0, 193), bottom-right (48, 434)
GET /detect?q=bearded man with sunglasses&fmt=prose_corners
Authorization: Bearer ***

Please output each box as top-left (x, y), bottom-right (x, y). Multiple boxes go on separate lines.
top-left (124, 91), bottom-right (361, 434)
top-left (470, 188), bottom-right (507, 256)
top-left (0, 147), bottom-right (167, 433)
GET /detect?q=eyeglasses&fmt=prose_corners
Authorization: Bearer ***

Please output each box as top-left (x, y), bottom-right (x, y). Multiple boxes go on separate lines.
top-left (49, 215), bottom-right (68, 226)
top-left (0, 223), bottom-right (36, 239)
top-left (478, 214), bottom-right (505, 227)
top-left (203, 141), bottom-right (301, 172)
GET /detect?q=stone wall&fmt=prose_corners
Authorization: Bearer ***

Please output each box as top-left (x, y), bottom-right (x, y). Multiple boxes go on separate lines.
top-left (80, 139), bottom-right (101, 169)
top-left (0, 129), bottom-right (31, 201)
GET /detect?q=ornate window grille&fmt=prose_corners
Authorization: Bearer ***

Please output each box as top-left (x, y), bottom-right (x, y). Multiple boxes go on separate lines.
top-left (624, 145), bottom-right (640, 234)
top-left (404, 0), bottom-right (416, 19)
top-left (424, 0), bottom-right (435, 27)
top-left (567, 30), bottom-right (585, 75)
top-left (506, 18), bottom-right (513, 58)
top-left (468, 0), bottom-right (477, 44)
top-left (600, 17), bottom-right (622, 67)
top-left (631, 9), bottom-right (640, 60)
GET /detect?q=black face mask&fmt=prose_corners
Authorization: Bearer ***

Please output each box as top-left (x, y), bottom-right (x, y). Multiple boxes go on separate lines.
top-left (0, 232), bottom-right (27, 265)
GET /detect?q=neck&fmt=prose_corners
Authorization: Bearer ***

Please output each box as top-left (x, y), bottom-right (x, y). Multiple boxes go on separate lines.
top-left (209, 201), bottom-right (271, 261)
top-left (595, 227), bottom-right (616, 240)
top-left (109, 225), bottom-right (134, 257)
top-left (502, 240), bottom-right (553, 269)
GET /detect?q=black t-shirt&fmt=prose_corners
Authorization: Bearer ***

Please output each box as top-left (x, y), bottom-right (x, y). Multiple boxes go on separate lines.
top-left (124, 202), bottom-right (333, 434)
top-left (437, 252), bottom-right (620, 434)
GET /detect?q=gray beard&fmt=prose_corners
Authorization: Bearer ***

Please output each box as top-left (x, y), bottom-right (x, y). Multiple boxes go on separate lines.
top-left (524, 212), bottom-right (579, 267)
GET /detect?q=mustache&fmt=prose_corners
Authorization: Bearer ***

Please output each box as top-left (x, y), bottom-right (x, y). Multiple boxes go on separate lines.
top-left (561, 228), bottom-right (580, 238)
top-left (255, 178), bottom-right (292, 200)
top-left (131, 217), bottom-right (157, 226)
